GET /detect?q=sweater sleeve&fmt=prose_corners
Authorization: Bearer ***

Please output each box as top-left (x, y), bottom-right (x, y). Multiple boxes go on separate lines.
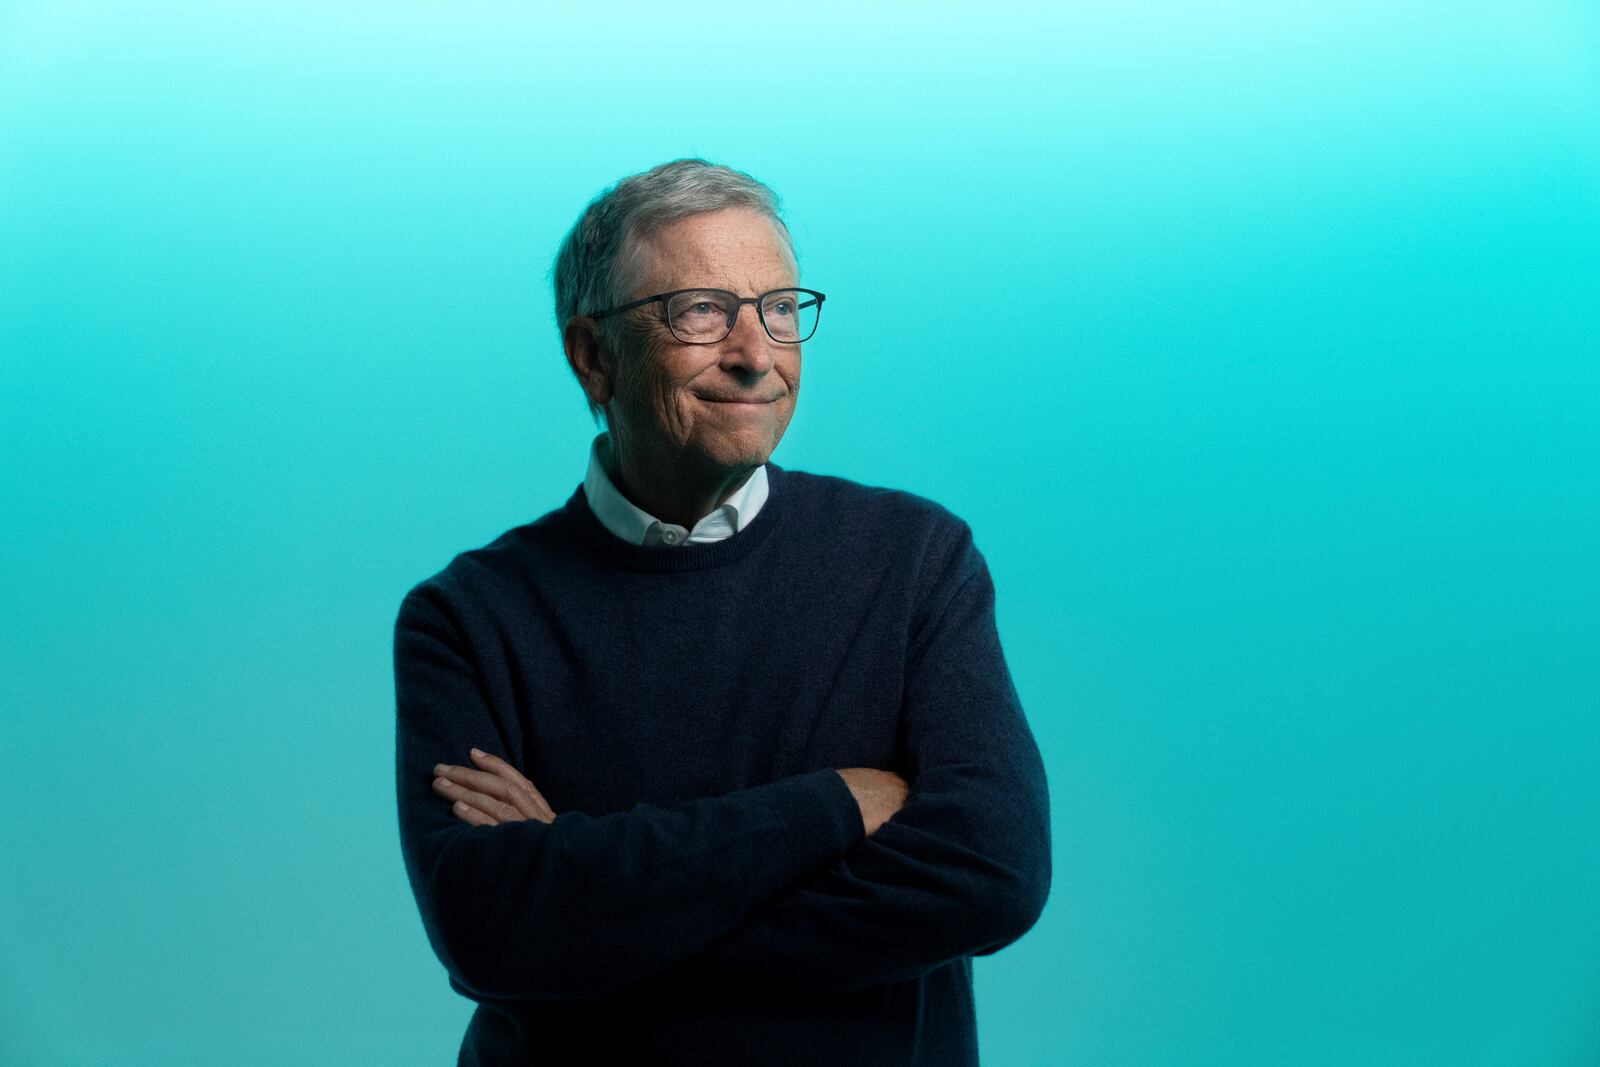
top-left (644, 521), bottom-right (1052, 996)
top-left (393, 582), bottom-right (866, 1003)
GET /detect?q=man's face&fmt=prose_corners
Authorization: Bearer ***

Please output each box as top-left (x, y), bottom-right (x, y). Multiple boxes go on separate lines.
top-left (603, 207), bottom-right (801, 479)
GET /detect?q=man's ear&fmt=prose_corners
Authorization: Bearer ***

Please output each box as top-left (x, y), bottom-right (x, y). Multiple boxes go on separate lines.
top-left (563, 316), bottom-right (613, 407)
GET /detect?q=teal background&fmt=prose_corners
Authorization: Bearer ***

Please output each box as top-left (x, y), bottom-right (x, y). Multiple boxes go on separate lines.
top-left (3, 1), bottom-right (1597, 1062)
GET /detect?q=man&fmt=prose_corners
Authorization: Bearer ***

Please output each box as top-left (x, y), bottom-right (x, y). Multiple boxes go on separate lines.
top-left (393, 158), bottom-right (1051, 1066)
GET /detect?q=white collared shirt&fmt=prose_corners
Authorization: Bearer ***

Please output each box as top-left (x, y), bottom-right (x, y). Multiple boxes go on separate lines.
top-left (582, 432), bottom-right (769, 547)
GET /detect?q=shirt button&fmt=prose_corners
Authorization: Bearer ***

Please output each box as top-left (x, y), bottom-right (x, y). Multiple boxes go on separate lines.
top-left (662, 530), bottom-right (678, 544)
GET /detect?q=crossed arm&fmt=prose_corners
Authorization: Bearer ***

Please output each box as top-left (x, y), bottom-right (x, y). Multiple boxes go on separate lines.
top-left (395, 528), bottom-right (1051, 1002)
top-left (432, 754), bottom-right (908, 841)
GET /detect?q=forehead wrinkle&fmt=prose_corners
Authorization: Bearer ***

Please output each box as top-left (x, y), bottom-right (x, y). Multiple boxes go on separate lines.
top-left (639, 215), bottom-right (797, 296)
top-left (713, 251), bottom-right (802, 295)
top-left (666, 249), bottom-right (790, 292)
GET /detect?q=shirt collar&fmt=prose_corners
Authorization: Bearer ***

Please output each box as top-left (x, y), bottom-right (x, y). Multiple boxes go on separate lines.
top-left (582, 432), bottom-right (769, 546)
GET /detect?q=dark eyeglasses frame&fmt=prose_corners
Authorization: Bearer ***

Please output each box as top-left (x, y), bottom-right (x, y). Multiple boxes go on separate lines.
top-left (587, 287), bottom-right (827, 345)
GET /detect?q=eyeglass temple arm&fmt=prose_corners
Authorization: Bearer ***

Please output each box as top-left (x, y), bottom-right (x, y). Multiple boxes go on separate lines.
top-left (587, 294), bottom-right (666, 320)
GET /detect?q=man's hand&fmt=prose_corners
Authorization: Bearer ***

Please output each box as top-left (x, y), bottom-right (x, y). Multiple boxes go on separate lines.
top-left (432, 748), bottom-right (558, 826)
top-left (836, 768), bottom-right (910, 836)
top-left (432, 754), bottom-right (905, 835)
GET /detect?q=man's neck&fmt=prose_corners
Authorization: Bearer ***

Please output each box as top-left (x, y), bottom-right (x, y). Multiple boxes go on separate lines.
top-left (605, 436), bottom-right (757, 529)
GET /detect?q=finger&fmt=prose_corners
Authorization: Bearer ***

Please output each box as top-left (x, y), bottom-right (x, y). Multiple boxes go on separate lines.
top-left (433, 774), bottom-right (527, 824)
top-left (468, 749), bottom-right (555, 819)
top-left (470, 749), bottom-right (558, 823)
top-left (438, 767), bottom-right (543, 824)
top-left (433, 763), bottom-right (541, 822)
top-left (447, 798), bottom-right (498, 828)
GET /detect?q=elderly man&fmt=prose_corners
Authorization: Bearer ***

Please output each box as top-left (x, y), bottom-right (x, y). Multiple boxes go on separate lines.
top-left (393, 158), bottom-right (1051, 1066)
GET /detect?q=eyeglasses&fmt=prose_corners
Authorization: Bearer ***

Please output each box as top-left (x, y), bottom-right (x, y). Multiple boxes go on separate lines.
top-left (588, 287), bottom-right (826, 345)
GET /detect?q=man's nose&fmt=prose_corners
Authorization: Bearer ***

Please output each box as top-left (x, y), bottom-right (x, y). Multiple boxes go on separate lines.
top-left (718, 302), bottom-right (776, 373)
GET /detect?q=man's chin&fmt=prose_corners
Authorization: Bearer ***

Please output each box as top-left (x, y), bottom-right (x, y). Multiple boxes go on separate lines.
top-left (694, 432), bottom-right (781, 472)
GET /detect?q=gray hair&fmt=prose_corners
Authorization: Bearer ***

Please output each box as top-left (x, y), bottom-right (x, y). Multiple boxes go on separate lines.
top-left (549, 158), bottom-right (797, 425)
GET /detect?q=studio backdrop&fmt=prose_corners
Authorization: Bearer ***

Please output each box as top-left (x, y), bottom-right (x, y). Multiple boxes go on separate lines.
top-left (2, 2), bottom-right (1597, 1063)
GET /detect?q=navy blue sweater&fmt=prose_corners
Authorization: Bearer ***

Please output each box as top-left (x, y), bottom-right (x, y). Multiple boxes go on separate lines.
top-left (392, 462), bottom-right (1052, 1065)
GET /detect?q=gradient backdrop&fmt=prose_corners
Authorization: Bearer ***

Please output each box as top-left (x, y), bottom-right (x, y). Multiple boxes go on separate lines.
top-left (3, 2), bottom-right (1598, 1063)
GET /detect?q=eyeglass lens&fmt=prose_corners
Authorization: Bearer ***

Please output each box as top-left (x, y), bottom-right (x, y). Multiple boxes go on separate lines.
top-left (665, 290), bottom-right (820, 343)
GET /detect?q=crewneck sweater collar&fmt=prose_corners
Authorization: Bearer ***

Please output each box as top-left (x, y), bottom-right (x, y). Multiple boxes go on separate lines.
top-left (563, 462), bottom-right (789, 574)
top-left (582, 431), bottom-right (770, 547)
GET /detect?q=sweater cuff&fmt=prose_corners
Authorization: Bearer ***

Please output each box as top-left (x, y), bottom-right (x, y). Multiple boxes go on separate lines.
top-left (760, 768), bottom-right (867, 883)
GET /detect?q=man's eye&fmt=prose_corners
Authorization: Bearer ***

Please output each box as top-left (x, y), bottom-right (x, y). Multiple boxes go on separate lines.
top-left (769, 301), bottom-right (794, 315)
top-left (690, 303), bottom-right (717, 315)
